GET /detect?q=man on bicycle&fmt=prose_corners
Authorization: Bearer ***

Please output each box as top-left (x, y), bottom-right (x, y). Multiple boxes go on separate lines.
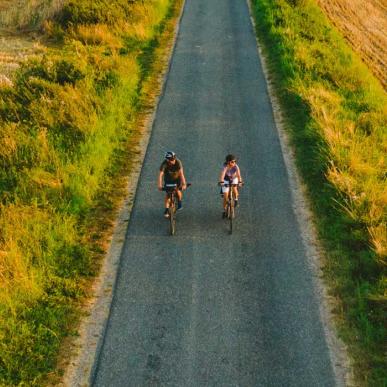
top-left (158, 151), bottom-right (187, 218)
top-left (219, 154), bottom-right (243, 218)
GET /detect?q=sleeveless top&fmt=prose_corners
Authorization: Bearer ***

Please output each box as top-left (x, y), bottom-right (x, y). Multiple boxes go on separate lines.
top-left (222, 163), bottom-right (239, 180)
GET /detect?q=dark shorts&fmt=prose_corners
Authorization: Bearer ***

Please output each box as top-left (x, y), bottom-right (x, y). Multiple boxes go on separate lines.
top-left (164, 179), bottom-right (181, 193)
top-left (164, 178), bottom-right (181, 186)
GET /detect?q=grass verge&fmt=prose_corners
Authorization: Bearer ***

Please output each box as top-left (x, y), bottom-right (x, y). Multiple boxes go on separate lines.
top-left (250, 0), bottom-right (386, 384)
top-left (0, 0), bottom-right (182, 384)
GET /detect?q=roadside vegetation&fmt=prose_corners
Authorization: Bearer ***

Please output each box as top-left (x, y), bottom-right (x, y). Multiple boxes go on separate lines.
top-left (0, 0), bottom-right (181, 384)
top-left (250, 0), bottom-right (386, 384)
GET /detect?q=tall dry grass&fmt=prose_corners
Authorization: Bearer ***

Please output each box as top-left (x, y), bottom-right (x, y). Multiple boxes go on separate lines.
top-left (296, 83), bottom-right (387, 263)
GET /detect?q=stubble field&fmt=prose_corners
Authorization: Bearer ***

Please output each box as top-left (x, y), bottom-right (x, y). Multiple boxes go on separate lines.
top-left (317, 0), bottom-right (387, 88)
top-left (0, 0), bottom-right (60, 85)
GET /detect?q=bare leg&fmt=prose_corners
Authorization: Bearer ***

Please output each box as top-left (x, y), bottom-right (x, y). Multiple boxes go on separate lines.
top-left (176, 190), bottom-right (183, 202)
top-left (164, 195), bottom-right (170, 208)
top-left (233, 186), bottom-right (238, 200)
top-left (223, 191), bottom-right (229, 210)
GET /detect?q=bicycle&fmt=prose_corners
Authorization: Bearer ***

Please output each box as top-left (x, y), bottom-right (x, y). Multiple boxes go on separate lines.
top-left (219, 182), bottom-right (243, 234)
top-left (162, 183), bottom-right (191, 235)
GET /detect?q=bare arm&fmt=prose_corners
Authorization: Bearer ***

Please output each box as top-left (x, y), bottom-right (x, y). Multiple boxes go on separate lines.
top-left (158, 170), bottom-right (164, 190)
top-left (179, 168), bottom-right (187, 189)
top-left (219, 167), bottom-right (226, 182)
top-left (236, 166), bottom-right (242, 182)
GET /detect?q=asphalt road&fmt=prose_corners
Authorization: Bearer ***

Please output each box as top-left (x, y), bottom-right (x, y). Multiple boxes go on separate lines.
top-left (92, 0), bottom-right (336, 385)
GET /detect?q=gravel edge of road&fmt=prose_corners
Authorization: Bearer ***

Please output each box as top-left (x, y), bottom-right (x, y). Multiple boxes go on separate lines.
top-left (245, 1), bottom-right (354, 386)
top-left (60, 2), bottom-right (187, 386)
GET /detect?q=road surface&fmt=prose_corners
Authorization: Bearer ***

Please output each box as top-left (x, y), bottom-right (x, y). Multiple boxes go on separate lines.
top-left (92, 0), bottom-right (336, 385)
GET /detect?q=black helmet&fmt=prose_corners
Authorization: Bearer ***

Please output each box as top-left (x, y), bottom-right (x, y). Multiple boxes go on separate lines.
top-left (165, 151), bottom-right (176, 160)
top-left (225, 154), bottom-right (236, 163)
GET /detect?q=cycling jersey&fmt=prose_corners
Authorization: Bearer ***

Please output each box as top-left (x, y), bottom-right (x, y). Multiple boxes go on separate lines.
top-left (160, 158), bottom-right (183, 183)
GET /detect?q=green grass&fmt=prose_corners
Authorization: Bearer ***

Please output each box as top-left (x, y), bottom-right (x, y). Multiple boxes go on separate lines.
top-left (250, 0), bottom-right (386, 384)
top-left (0, 0), bottom-right (180, 384)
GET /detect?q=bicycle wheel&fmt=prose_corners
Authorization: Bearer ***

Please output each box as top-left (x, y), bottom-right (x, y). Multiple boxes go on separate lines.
top-left (227, 201), bottom-right (234, 234)
top-left (169, 201), bottom-right (176, 235)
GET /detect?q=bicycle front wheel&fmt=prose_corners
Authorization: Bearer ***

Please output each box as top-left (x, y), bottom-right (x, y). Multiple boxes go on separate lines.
top-left (169, 206), bottom-right (176, 235)
top-left (227, 202), bottom-right (234, 234)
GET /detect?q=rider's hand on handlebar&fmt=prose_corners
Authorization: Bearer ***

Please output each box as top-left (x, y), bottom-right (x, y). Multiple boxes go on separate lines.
top-left (158, 185), bottom-right (163, 191)
top-left (181, 183), bottom-right (187, 190)
top-left (218, 181), bottom-right (224, 186)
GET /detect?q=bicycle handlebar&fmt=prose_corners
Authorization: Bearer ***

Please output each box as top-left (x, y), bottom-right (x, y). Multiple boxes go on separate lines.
top-left (218, 182), bottom-right (244, 187)
top-left (161, 183), bottom-right (191, 191)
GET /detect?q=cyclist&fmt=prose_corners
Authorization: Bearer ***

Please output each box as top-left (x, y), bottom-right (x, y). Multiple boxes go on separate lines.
top-left (219, 154), bottom-right (243, 218)
top-left (158, 151), bottom-right (187, 218)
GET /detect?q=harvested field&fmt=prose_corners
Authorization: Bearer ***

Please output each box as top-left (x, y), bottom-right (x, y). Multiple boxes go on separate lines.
top-left (0, 0), bottom-right (63, 84)
top-left (317, 0), bottom-right (387, 89)
top-left (0, 32), bottom-right (44, 85)
top-left (0, 0), bottom-right (64, 29)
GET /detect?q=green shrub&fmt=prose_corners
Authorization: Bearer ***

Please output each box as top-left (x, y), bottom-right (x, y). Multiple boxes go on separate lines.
top-left (56, 0), bottom-right (135, 27)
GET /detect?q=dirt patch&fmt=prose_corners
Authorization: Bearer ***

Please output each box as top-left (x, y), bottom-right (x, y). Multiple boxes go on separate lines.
top-left (0, 32), bottom-right (45, 84)
top-left (0, 0), bottom-right (64, 29)
top-left (0, 0), bottom-right (64, 84)
top-left (316, 0), bottom-right (387, 89)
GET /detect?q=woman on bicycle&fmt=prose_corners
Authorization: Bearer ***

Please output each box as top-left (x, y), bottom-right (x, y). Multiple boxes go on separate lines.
top-left (158, 151), bottom-right (187, 218)
top-left (219, 154), bottom-right (243, 218)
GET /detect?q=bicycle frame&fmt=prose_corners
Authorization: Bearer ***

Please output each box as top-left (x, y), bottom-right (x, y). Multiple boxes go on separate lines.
top-left (163, 183), bottom-right (178, 235)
